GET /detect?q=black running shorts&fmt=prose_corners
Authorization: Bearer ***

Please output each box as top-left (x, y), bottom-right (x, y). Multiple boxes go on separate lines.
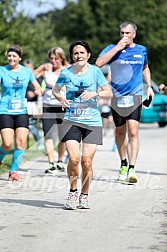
top-left (111, 96), bottom-right (142, 127)
top-left (0, 114), bottom-right (29, 130)
top-left (62, 121), bottom-right (103, 145)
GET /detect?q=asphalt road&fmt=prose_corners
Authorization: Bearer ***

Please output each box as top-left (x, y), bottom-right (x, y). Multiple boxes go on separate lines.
top-left (0, 123), bottom-right (167, 252)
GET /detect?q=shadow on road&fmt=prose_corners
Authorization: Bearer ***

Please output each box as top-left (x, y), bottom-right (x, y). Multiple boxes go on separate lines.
top-left (0, 198), bottom-right (64, 209)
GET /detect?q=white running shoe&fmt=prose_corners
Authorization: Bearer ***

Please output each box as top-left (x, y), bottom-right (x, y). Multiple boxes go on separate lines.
top-left (65, 191), bottom-right (78, 210)
top-left (56, 161), bottom-right (65, 172)
top-left (78, 194), bottom-right (90, 209)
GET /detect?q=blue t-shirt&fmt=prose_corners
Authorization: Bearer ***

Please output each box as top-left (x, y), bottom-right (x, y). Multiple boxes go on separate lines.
top-left (56, 64), bottom-right (108, 127)
top-left (99, 43), bottom-right (148, 96)
top-left (0, 64), bottom-right (36, 114)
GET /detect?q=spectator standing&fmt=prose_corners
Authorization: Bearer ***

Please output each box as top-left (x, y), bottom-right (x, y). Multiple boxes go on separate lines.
top-left (24, 59), bottom-right (44, 151)
top-left (159, 83), bottom-right (167, 95)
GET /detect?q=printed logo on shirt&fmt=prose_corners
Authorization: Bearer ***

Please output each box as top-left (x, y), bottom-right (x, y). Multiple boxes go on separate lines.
top-left (120, 60), bottom-right (142, 65)
top-left (133, 54), bottom-right (142, 58)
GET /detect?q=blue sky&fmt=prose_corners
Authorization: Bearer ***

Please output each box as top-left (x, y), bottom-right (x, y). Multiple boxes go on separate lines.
top-left (16, 0), bottom-right (66, 17)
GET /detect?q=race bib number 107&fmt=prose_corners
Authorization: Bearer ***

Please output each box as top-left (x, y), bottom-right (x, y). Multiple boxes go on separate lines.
top-left (69, 103), bottom-right (92, 119)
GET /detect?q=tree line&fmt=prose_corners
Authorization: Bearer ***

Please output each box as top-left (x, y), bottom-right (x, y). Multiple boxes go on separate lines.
top-left (0, 0), bottom-right (166, 83)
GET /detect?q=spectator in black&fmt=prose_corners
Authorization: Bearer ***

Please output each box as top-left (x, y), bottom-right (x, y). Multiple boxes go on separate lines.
top-left (24, 60), bottom-right (44, 151)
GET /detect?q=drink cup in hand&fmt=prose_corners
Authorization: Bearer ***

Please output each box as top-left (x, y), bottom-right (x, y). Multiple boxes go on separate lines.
top-left (122, 36), bottom-right (128, 44)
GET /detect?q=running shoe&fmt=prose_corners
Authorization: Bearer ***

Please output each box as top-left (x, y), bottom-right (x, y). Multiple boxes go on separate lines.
top-left (78, 194), bottom-right (90, 209)
top-left (45, 164), bottom-right (57, 174)
top-left (118, 166), bottom-right (128, 181)
top-left (56, 161), bottom-right (65, 172)
top-left (8, 172), bottom-right (22, 181)
top-left (65, 191), bottom-right (78, 210)
top-left (127, 168), bottom-right (138, 183)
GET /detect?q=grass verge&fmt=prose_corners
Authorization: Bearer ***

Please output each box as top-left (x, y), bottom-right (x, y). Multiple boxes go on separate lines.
top-left (0, 137), bottom-right (45, 174)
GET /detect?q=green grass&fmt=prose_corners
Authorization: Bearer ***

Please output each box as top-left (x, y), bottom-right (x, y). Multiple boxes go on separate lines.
top-left (0, 136), bottom-right (45, 174)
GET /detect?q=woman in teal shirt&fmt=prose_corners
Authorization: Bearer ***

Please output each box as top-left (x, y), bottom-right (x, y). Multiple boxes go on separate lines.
top-left (53, 40), bottom-right (112, 210)
top-left (0, 45), bottom-right (43, 181)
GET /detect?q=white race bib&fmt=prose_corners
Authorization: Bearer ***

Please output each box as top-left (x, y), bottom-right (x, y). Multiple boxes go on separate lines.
top-left (69, 102), bottom-right (92, 119)
top-left (8, 99), bottom-right (26, 112)
top-left (117, 95), bottom-right (134, 108)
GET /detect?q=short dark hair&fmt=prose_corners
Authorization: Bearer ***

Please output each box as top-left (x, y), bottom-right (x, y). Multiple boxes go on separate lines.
top-left (69, 40), bottom-right (92, 64)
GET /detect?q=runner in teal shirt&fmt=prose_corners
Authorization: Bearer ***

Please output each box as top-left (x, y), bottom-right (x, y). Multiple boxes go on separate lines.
top-left (0, 45), bottom-right (43, 181)
top-left (53, 40), bottom-right (112, 210)
top-left (0, 64), bottom-right (36, 114)
top-left (56, 64), bottom-right (108, 127)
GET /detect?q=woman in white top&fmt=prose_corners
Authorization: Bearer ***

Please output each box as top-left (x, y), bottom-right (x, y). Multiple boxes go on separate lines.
top-left (35, 47), bottom-right (69, 173)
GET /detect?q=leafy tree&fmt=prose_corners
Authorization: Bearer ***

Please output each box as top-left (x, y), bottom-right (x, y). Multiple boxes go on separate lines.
top-left (0, 0), bottom-right (68, 67)
top-left (51, 0), bottom-right (167, 82)
top-left (0, 0), bottom-right (167, 82)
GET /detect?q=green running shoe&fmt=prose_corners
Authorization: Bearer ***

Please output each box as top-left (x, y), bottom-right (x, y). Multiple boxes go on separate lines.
top-left (118, 166), bottom-right (128, 181)
top-left (127, 168), bottom-right (138, 183)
